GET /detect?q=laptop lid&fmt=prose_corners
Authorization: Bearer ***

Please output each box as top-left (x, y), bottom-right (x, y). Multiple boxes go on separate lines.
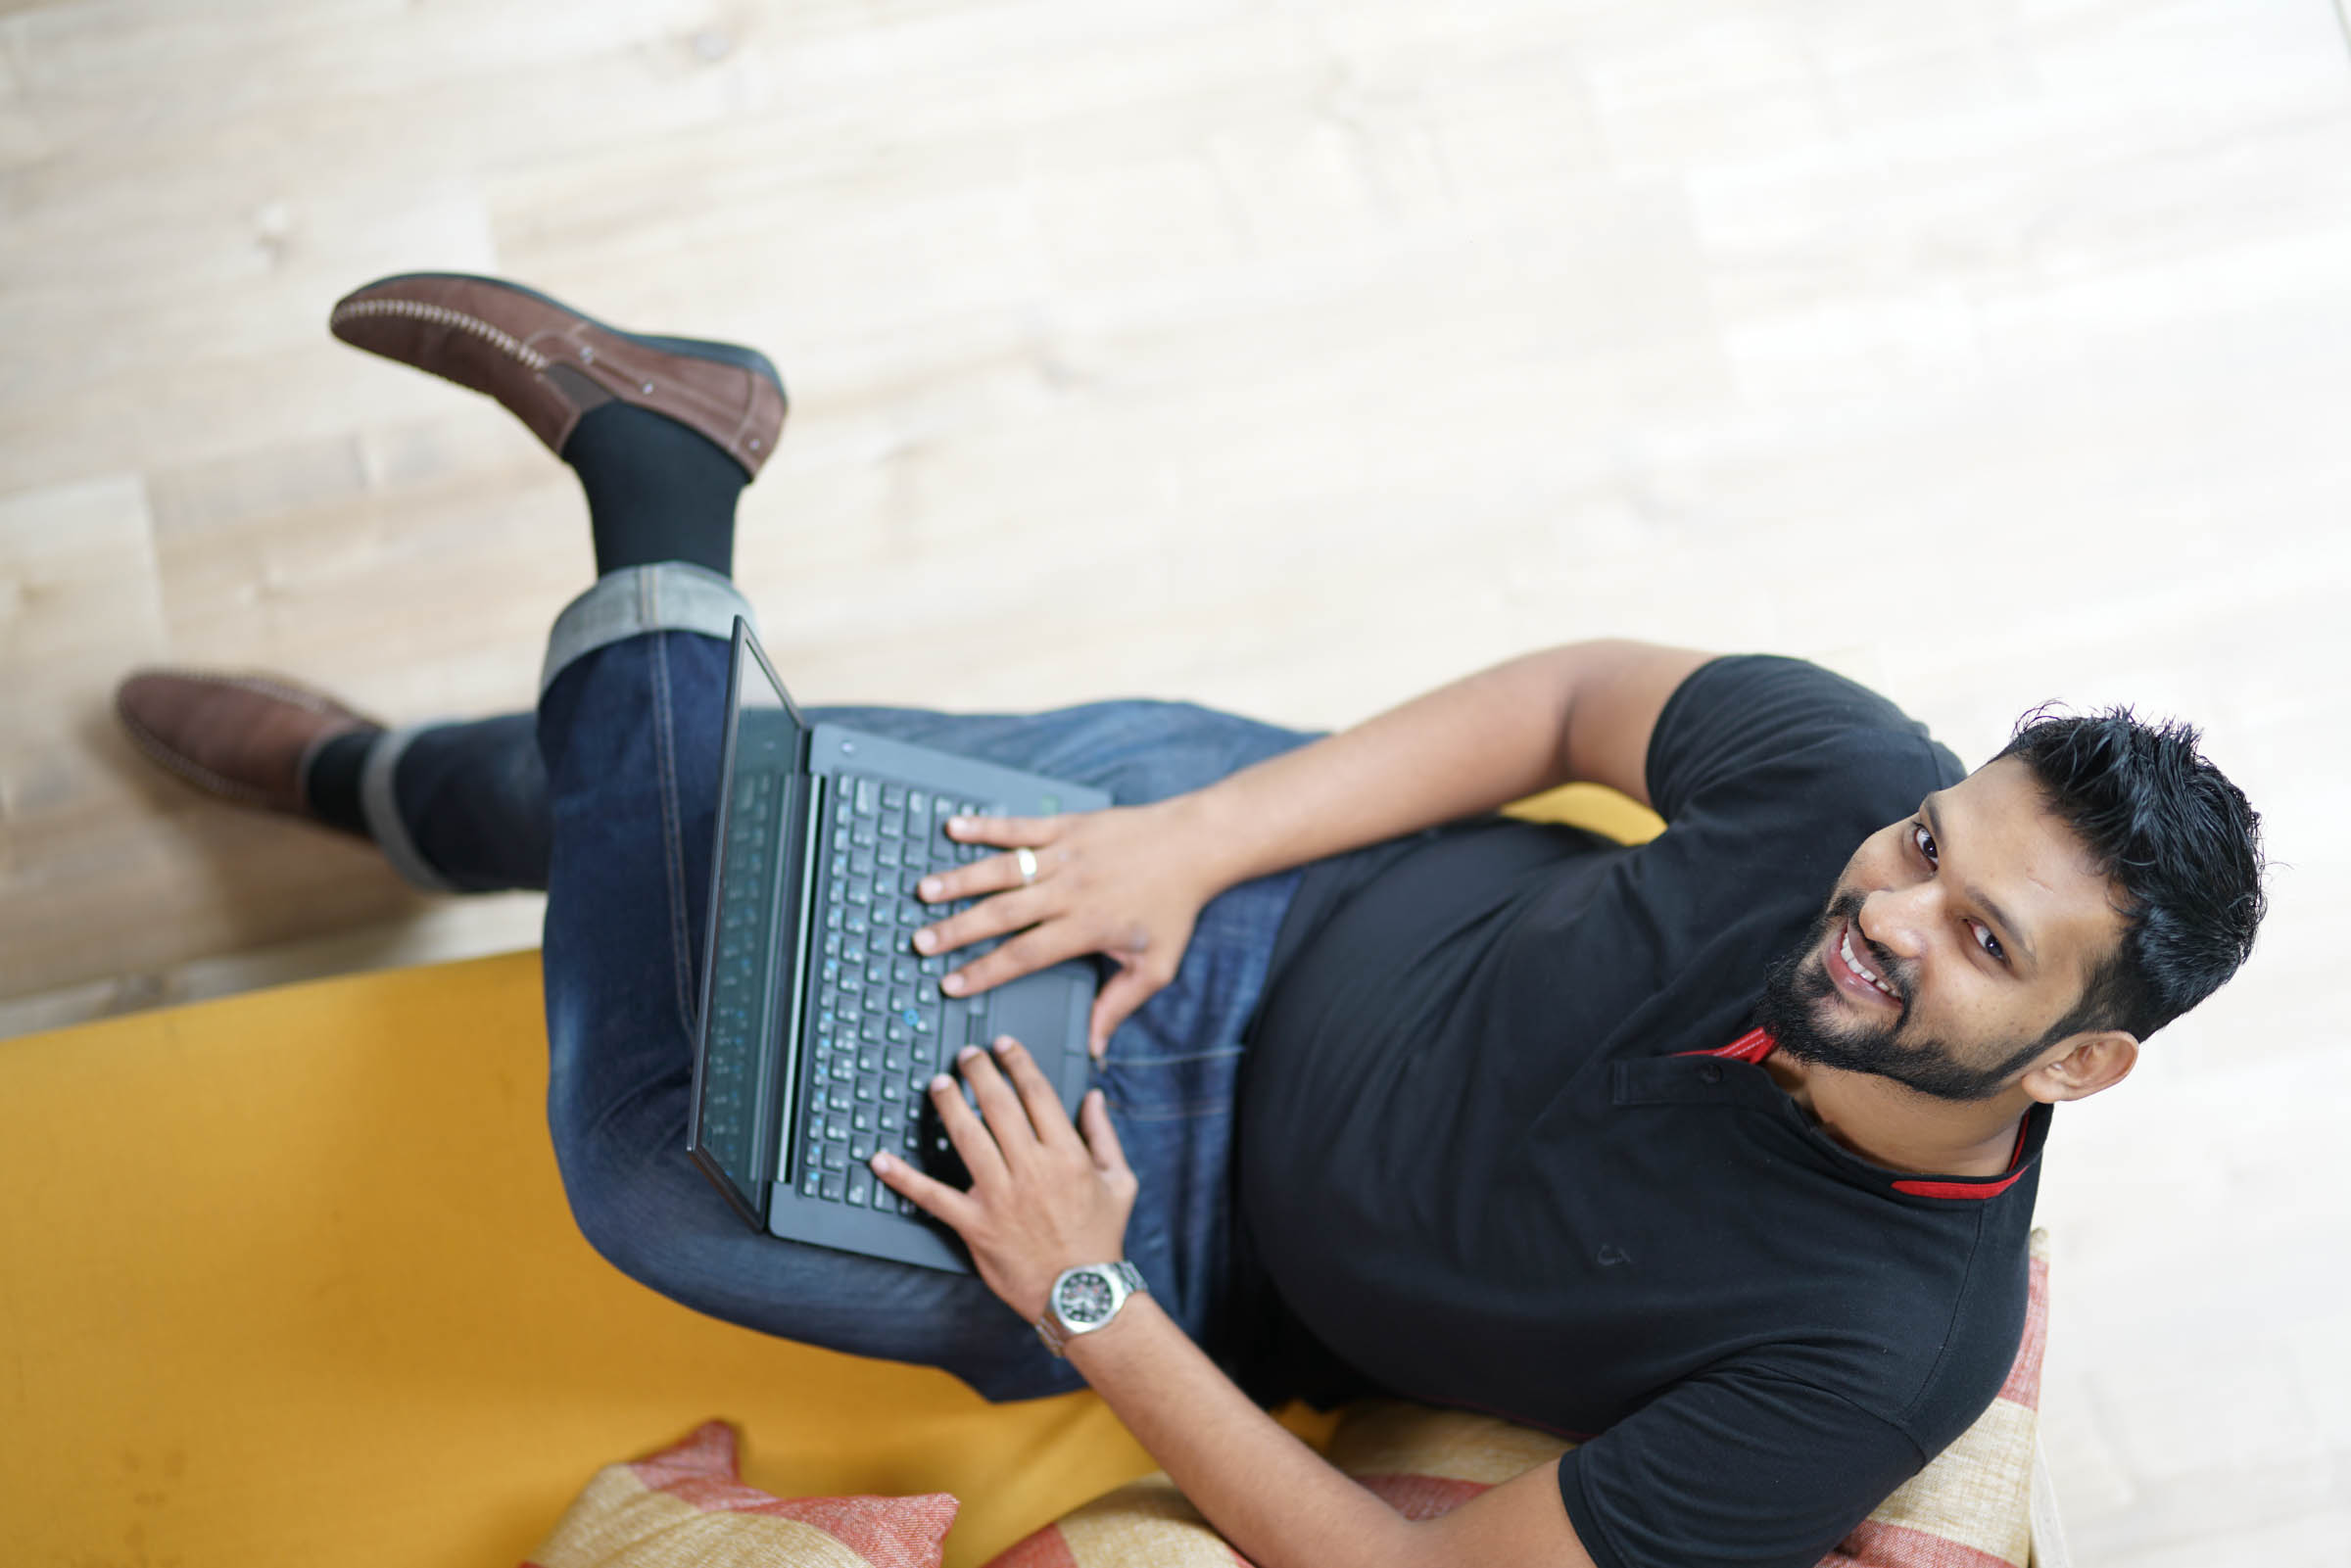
top-left (686, 618), bottom-right (816, 1228)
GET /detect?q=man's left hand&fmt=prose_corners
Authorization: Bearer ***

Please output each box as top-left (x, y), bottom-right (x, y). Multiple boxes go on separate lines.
top-left (871, 1038), bottom-right (1138, 1321)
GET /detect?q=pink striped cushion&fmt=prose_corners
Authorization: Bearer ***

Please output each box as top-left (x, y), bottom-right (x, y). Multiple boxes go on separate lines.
top-left (984, 1231), bottom-right (2051, 1568)
top-left (524, 1421), bottom-right (957, 1568)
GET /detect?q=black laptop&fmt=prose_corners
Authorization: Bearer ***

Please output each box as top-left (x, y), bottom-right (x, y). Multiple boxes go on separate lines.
top-left (686, 619), bottom-right (1110, 1270)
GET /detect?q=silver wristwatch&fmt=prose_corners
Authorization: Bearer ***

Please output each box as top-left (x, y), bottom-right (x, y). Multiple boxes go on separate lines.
top-left (1034, 1260), bottom-right (1147, 1356)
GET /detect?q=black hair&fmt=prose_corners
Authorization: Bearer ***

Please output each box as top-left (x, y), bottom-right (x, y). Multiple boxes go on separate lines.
top-left (1996, 706), bottom-right (2266, 1042)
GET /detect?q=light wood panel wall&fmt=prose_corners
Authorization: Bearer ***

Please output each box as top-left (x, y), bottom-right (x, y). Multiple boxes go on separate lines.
top-left (3, 1), bottom-right (2346, 1560)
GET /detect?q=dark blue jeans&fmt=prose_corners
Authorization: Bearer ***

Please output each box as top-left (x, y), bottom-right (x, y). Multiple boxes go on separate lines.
top-left (372, 570), bottom-right (1323, 1402)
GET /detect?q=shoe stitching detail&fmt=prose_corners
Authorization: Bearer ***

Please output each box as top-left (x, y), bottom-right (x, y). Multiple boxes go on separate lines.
top-left (331, 297), bottom-right (552, 372)
top-left (168, 669), bottom-right (358, 720)
top-left (117, 708), bottom-right (284, 809)
top-left (116, 672), bottom-right (376, 811)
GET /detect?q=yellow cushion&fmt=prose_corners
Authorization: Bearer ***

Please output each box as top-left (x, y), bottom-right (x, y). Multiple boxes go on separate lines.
top-left (0, 951), bottom-right (1176, 1568)
top-left (0, 784), bottom-right (1651, 1567)
top-left (1503, 781), bottom-right (1664, 843)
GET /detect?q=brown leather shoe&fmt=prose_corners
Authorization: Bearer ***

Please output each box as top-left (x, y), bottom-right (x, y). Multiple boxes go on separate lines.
top-left (116, 670), bottom-right (380, 819)
top-left (328, 272), bottom-right (787, 478)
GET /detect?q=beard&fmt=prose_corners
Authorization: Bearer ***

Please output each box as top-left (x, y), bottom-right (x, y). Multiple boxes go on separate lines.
top-left (1755, 889), bottom-right (2050, 1104)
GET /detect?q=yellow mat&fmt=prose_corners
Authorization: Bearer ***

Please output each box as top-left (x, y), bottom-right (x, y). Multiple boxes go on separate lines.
top-left (3, 788), bottom-right (1655, 1567)
top-left (0, 951), bottom-right (1198, 1567)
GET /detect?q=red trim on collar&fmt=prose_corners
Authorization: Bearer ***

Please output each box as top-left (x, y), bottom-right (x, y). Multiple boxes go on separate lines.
top-left (1714, 1026), bottom-right (1777, 1064)
top-left (1680, 1026), bottom-right (1778, 1064)
top-left (1686, 1028), bottom-right (2034, 1201)
top-left (1891, 1117), bottom-right (2033, 1200)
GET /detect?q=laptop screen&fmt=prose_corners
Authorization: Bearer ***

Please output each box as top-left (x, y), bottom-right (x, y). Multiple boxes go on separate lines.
top-left (688, 623), bottom-right (813, 1225)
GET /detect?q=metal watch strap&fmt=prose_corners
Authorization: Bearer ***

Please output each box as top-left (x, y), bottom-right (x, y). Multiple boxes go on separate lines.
top-left (1033, 1260), bottom-right (1147, 1357)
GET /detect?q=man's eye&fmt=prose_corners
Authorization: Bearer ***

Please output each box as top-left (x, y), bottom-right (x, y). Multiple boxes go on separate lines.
top-left (1911, 823), bottom-right (1938, 865)
top-left (1972, 923), bottom-right (2006, 963)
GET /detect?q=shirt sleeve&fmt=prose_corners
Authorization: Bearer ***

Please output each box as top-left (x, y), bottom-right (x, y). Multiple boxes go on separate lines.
top-left (1645, 655), bottom-right (1950, 826)
top-left (1556, 1366), bottom-right (1928, 1568)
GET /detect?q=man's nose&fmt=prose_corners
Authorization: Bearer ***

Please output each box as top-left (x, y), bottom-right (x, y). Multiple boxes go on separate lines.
top-left (1857, 886), bottom-right (1933, 961)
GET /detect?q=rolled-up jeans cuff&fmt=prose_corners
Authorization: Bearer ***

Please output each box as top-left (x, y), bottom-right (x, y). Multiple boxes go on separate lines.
top-left (360, 722), bottom-right (463, 893)
top-left (539, 563), bottom-right (760, 696)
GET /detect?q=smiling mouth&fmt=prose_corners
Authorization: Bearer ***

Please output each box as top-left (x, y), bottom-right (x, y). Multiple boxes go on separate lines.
top-left (1831, 921), bottom-right (1901, 1005)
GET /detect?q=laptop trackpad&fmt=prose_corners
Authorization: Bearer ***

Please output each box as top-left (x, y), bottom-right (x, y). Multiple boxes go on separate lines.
top-left (984, 968), bottom-right (1085, 1094)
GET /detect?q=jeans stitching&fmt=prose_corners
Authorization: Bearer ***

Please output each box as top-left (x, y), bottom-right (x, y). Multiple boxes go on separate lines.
top-left (1103, 1045), bottom-right (1246, 1069)
top-left (650, 634), bottom-right (697, 1041)
top-left (1114, 1099), bottom-right (1243, 1123)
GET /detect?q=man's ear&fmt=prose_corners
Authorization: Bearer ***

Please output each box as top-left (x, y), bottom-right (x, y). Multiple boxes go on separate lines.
top-left (2018, 1029), bottom-right (2138, 1104)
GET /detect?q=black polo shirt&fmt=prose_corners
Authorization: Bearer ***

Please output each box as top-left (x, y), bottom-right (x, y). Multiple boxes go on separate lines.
top-left (1239, 655), bottom-right (2040, 1568)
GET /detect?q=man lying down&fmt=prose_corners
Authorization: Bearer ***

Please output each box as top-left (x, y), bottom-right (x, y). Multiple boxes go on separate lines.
top-left (117, 270), bottom-right (2268, 1568)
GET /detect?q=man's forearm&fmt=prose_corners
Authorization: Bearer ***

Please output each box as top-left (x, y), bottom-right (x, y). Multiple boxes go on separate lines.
top-left (1176, 640), bottom-right (1684, 894)
top-left (1064, 1296), bottom-right (1427, 1568)
top-left (1173, 648), bottom-right (1576, 893)
top-left (1062, 1296), bottom-right (1590, 1568)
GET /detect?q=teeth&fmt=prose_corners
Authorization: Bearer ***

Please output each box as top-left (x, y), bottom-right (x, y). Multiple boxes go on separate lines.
top-left (1840, 927), bottom-right (1897, 999)
top-left (1839, 928), bottom-right (1877, 980)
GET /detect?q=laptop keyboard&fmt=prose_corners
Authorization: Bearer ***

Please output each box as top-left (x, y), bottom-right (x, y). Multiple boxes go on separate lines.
top-left (797, 774), bottom-right (1007, 1214)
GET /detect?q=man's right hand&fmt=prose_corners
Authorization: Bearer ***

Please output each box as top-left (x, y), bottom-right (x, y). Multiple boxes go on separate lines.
top-left (911, 795), bottom-right (1226, 1059)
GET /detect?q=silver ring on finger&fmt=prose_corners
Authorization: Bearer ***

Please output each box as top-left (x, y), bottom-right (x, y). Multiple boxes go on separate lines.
top-left (1016, 846), bottom-right (1039, 885)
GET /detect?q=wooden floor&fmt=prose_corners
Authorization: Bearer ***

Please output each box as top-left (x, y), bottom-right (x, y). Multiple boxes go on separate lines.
top-left (4, 0), bottom-right (2347, 1559)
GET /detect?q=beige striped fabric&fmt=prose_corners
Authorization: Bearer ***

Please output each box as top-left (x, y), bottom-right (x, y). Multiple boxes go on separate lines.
top-left (525, 1421), bottom-right (958, 1568)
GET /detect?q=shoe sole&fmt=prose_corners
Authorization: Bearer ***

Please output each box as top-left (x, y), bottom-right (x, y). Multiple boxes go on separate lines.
top-left (351, 270), bottom-right (786, 399)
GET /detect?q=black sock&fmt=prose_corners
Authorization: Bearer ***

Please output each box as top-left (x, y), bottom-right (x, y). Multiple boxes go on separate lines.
top-left (562, 403), bottom-right (748, 579)
top-left (305, 729), bottom-right (382, 838)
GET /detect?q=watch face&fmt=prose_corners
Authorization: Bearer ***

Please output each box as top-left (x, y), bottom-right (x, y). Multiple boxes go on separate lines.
top-left (1055, 1269), bottom-right (1117, 1326)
